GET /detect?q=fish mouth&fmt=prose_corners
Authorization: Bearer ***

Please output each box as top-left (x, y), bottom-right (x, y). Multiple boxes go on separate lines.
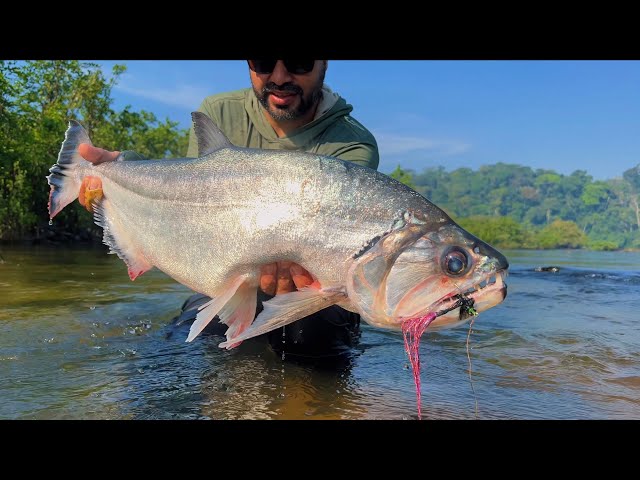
top-left (429, 269), bottom-right (508, 329)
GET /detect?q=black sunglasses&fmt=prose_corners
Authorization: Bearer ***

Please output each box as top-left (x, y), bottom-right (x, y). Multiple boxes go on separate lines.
top-left (247, 59), bottom-right (316, 75)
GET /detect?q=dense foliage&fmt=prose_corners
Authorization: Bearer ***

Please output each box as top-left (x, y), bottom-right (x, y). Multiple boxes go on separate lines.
top-left (0, 61), bottom-right (188, 241)
top-left (390, 163), bottom-right (640, 250)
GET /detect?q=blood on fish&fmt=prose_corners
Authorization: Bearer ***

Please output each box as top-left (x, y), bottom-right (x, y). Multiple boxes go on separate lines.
top-left (401, 312), bottom-right (437, 420)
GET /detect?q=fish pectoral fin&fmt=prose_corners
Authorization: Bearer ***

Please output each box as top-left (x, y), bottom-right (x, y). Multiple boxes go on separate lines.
top-left (185, 275), bottom-right (251, 342)
top-left (93, 199), bottom-right (152, 281)
top-left (218, 286), bottom-right (347, 349)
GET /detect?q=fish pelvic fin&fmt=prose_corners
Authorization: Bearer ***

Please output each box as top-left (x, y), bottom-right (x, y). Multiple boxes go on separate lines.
top-left (218, 285), bottom-right (347, 349)
top-left (93, 199), bottom-right (152, 281)
top-left (46, 120), bottom-right (93, 219)
top-left (217, 282), bottom-right (259, 349)
top-left (191, 112), bottom-right (232, 156)
top-left (185, 275), bottom-right (252, 343)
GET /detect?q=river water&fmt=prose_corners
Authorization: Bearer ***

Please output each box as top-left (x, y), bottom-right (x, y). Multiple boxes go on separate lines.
top-left (1, 245), bottom-right (638, 419)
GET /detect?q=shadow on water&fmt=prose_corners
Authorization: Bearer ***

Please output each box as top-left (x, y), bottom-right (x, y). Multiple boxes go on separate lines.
top-left (151, 319), bottom-right (368, 420)
top-left (134, 287), bottom-right (372, 420)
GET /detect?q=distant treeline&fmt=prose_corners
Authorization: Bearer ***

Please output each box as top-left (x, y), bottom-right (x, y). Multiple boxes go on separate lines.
top-left (2, 61), bottom-right (639, 250)
top-left (390, 163), bottom-right (640, 250)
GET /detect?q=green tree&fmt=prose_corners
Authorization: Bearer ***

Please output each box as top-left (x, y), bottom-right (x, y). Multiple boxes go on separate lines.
top-left (389, 165), bottom-right (417, 189)
top-left (0, 60), bottom-right (188, 241)
top-left (622, 164), bottom-right (640, 231)
top-left (535, 219), bottom-right (587, 249)
top-left (456, 215), bottom-right (528, 249)
top-left (580, 182), bottom-right (611, 207)
top-left (408, 160), bottom-right (640, 250)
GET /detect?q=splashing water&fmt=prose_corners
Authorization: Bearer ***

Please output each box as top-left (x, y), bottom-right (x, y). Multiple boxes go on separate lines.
top-left (401, 312), bottom-right (437, 420)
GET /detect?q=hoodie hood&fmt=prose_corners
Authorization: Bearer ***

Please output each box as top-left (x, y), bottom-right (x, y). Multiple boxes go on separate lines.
top-left (245, 85), bottom-right (353, 150)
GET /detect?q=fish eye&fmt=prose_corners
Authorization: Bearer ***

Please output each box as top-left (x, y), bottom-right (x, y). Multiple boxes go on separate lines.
top-left (442, 248), bottom-right (470, 276)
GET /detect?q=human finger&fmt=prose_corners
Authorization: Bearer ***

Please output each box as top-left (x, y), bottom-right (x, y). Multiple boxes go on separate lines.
top-left (260, 262), bottom-right (278, 296)
top-left (78, 143), bottom-right (120, 165)
top-left (275, 260), bottom-right (295, 294)
top-left (290, 263), bottom-right (313, 290)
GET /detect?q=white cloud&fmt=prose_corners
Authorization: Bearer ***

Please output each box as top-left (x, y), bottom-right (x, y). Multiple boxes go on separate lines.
top-left (372, 131), bottom-right (472, 173)
top-left (114, 74), bottom-right (210, 110)
top-left (373, 131), bottom-right (470, 157)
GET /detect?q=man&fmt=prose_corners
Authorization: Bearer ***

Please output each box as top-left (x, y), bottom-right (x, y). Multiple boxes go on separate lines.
top-left (78, 59), bottom-right (379, 358)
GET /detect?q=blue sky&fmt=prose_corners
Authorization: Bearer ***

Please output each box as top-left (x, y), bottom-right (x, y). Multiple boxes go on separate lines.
top-left (96, 60), bottom-right (640, 180)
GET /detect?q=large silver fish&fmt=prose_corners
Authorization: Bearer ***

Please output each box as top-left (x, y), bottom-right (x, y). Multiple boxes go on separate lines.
top-left (47, 113), bottom-right (508, 349)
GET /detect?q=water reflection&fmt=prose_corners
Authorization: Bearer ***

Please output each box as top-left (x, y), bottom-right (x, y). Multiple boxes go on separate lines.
top-left (166, 321), bottom-right (368, 420)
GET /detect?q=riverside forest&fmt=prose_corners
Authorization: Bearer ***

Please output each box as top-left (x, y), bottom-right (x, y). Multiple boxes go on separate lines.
top-left (2, 61), bottom-right (639, 251)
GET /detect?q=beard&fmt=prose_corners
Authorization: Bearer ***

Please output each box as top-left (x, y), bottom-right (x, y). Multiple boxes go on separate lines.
top-left (254, 68), bottom-right (326, 121)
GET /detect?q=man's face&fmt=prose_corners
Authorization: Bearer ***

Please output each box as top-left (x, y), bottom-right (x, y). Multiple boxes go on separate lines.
top-left (249, 60), bottom-right (327, 121)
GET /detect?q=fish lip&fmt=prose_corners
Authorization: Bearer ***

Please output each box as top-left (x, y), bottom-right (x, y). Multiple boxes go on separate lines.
top-left (432, 269), bottom-right (508, 320)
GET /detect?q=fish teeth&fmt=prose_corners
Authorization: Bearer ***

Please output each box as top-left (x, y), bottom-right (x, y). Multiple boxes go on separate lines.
top-left (464, 274), bottom-right (496, 297)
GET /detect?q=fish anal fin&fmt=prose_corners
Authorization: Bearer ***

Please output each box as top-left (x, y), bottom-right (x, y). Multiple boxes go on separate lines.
top-left (219, 285), bottom-right (347, 349)
top-left (128, 261), bottom-right (152, 281)
top-left (93, 199), bottom-right (152, 281)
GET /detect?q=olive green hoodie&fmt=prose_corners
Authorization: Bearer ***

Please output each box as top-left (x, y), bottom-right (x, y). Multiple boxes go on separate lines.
top-left (185, 86), bottom-right (379, 170)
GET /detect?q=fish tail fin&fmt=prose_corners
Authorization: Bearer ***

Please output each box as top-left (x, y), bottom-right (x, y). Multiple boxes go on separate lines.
top-left (46, 120), bottom-right (93, 219)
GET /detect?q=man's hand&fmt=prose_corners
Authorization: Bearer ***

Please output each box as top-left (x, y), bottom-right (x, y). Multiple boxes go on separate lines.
top-left (260, 261), bottom-right (314, 295)
top-left (77, 143), bottom-right (119, 212)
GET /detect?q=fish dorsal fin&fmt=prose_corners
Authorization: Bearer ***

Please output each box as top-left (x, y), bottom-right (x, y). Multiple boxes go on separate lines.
top-left (191, 111), bottom-right (233, 156)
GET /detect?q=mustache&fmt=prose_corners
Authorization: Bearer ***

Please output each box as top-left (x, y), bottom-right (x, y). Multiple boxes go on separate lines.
top-left (263, 82), bottom-right (303, 95)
